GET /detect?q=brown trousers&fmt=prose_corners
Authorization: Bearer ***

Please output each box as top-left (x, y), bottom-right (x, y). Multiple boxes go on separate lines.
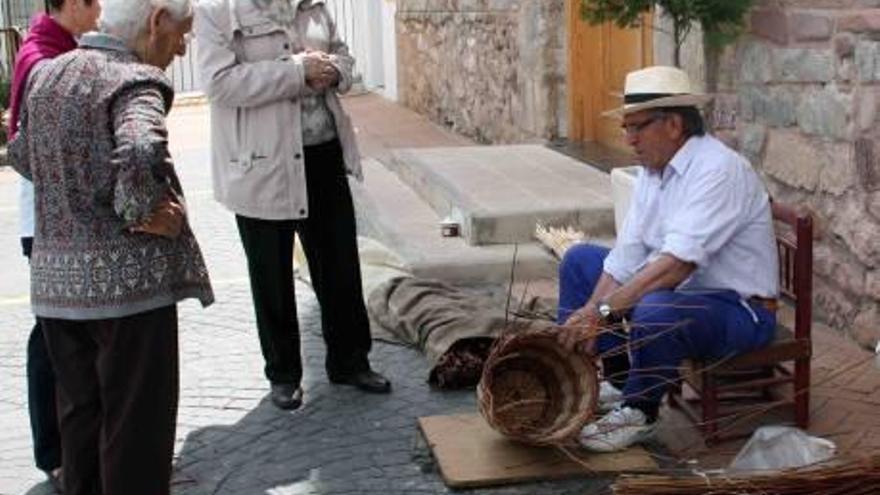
top-left (41, 305), bottom-right (179, 495)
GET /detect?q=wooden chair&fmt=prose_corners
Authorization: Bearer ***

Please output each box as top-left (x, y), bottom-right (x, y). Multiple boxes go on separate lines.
top-left (668, 201), bottom-right (814, 444)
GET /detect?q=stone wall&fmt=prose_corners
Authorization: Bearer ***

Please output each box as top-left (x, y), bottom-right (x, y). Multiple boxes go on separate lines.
top-left (676, 0), bottom-right (880, 349)
top-left (396, 0), bottom-right (566, 144)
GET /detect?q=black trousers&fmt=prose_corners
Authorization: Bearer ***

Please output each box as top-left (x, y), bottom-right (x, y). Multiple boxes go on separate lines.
top-left (22, 236), bottom-right (62, 473)
top-left (236, 139), bottom-right (371, 385)
top-left (41, 305), bottom-right (179, 495)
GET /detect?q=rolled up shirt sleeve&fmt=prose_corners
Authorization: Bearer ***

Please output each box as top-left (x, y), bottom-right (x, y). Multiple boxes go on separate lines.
top-left (111, 83), bottom-right (174, 227)
top-left (660, 166), bottom-right (742, 267)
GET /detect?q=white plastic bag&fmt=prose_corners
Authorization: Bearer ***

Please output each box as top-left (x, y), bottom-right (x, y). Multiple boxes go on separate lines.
top-left (729, 426), bottom-right (836, 472)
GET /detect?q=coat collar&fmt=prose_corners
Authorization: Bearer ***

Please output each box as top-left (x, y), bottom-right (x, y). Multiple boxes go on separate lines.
top-left (79, 32), bottom-right (139, 61)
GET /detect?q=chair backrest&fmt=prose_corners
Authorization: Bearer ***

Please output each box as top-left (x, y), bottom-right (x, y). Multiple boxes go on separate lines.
top-left (771, 201), bottom-right (813, 341)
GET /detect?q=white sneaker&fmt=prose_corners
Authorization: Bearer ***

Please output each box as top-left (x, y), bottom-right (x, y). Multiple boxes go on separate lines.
top-left (597, 381), bottom-right (623, 413)
top-left (579, 406), bottom-right (656, 452)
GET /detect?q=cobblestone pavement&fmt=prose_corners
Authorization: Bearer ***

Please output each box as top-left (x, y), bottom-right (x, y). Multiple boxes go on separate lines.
top-left (0, 100), bottom-right (610, 494)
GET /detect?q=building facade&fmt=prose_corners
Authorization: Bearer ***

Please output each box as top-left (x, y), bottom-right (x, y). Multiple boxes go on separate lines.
top-left (394, 0), bottom-right (880, 349)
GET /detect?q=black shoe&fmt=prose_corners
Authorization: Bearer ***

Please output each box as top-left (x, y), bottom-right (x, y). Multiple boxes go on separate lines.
top-left (330, 369), bottom-right (391, 394)
top-left (269, 383), bottom-right (303, 410)
top-left (46, 468), bottom-right (63, 493)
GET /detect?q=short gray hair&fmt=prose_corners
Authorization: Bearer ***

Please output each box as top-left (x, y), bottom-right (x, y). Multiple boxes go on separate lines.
top-left (98, 0), bottom-right (193, 44)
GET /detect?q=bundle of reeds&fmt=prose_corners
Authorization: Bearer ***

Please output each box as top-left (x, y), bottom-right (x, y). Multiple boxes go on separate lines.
top-left (613, 455), bottom-right (880, 495)
top-left (477, 327), bottom-right (598, 445)
top-left (534, 223), bottom-right (588, 259)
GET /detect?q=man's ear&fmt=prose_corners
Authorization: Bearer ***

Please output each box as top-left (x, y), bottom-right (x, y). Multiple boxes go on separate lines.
top-left (148, 7), bottom-right (171, 38)
top-left (666, 112), bottom-right (685, 140)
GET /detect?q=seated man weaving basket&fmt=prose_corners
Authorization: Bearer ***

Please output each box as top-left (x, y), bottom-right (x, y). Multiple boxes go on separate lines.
top-left (557, 66), bottom-right (779, 452)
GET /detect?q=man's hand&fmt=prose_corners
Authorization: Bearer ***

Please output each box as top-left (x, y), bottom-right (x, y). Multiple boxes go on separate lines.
top-left (303, 50), bottom-right (339, 92)
top-left (558, 303), bottom-right (601, 355)
top-left (130, 195), bottom-right (185, 239)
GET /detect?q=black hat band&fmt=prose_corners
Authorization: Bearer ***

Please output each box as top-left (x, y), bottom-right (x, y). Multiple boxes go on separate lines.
top-left (624, 93), bottom-right (682, 104)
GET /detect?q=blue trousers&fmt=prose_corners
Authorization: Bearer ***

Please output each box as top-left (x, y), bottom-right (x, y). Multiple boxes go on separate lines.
top-left (557, 243), bottom-right (776, 405)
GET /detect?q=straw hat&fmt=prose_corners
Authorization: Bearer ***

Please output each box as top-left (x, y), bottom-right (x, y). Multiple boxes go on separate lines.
top-left (604, 66), bottom-right (712, 119)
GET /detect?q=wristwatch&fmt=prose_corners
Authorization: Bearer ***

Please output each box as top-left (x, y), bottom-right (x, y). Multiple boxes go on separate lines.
top-left (597, 301), bottom-right (615, 323)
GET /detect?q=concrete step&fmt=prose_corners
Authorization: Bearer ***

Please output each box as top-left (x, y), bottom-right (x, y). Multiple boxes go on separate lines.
top-left (352, 158), bottom-right (558, 284)
top-left (386, 145), bottom-right (616, 246)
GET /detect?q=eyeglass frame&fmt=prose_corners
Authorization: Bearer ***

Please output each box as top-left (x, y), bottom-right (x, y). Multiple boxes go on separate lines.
top-left (620, 112), bottom-right (669, 138)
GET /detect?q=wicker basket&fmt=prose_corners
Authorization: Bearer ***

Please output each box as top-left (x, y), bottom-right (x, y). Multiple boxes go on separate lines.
top-left (477, 327), bottom-right (599, 445)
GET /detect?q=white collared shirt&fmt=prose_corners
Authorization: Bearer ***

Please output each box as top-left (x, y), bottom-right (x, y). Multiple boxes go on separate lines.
top-left (603, 135), bottom-right (779, 298)
top-left (19, 178), bottom-right (34, 238)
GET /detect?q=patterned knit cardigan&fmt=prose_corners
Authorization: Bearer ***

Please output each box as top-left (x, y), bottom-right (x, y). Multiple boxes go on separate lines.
top-left (8, 33), bottom-right (214, 319)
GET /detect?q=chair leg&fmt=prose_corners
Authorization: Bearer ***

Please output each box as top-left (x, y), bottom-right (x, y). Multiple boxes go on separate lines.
top-left (794, 358), bottom-right (810, 429)
top-left (761, 366), bottom-right (775, 401)
top-left (701, 370), bottom-right (719, 445)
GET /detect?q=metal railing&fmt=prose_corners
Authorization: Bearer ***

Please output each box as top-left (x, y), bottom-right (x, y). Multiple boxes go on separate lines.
top-left (0, 0), bottom-right (32, 78)
top-left (166, 38), bottom-right (201, 95)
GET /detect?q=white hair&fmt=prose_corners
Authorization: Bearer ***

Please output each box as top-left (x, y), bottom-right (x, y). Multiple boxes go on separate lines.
top-left (98, 0), bottom-right (193, 44)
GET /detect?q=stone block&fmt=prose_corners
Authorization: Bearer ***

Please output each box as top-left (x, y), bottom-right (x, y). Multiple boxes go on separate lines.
top-left (834, 33), bottom-right (857, 59)
top-left (814, 243), bottom-right (867, 296)
top-left (814, 277), bottom-right (859, 330)
top-left (867, 270), bottom-right (880, 301)
top-left (796, 86), bottom-right (852, 140)
top-left (738, 123), bottom-right (768, 165)
top-left (738, 86), bottom-right (798, 127)
top-left (852, 304), bottom-right (880, 350)
top-left (856, 137), bottom-right (880, 192)
top-left (790, 12), bottom-right (834, 41)
top-left (868, 191), bottom-right (880, 220)
top-left (710, 93), bottom-right (738, 130)
top-left (715, 44), bottom-right (740, 93)
top-left (818, 141), bottom-right (857, 196)
top-left (839, 58), bottom-right (857, 83)
top-left (856, 39), bottom-right (880, 82)
top-left (738, 41), bottom-right (773, 84)
top-left (829, 198), bottom-right (880, 267)
top-left (750, 8), bottom-right (788, 44)
top-left (838, 9), bottom-right (880, 33)
top-left (763, 131), bottom-right (822, 191)
top-left (775, 48), bottom-right (835, 83)
top-left (715, 130), bottom-right (738, 149)
top-left (856, 88), bottom-right (879, 131)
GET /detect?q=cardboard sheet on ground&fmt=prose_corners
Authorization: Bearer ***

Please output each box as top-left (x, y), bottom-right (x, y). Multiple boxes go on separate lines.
top-left (418, 413), bottom-right (658, 488)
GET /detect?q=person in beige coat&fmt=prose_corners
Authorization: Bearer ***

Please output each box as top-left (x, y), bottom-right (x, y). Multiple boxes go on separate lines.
top-left (194, 0), bottom-right (390, 409)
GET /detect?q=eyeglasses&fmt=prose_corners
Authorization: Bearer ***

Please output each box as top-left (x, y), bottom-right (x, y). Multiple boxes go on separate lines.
top-left (621, 114), bottom-right (666, 137)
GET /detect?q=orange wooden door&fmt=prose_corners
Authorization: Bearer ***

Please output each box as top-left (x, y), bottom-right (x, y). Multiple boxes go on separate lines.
top-left (568, 2), bottom-right (653, 152)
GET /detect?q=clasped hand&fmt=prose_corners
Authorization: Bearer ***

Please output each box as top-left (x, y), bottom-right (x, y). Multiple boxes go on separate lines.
top-left (303, 50), bottom-right (339, 91)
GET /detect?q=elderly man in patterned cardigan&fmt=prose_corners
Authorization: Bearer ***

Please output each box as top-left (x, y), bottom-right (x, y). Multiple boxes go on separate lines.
top-left (8, 0), bottom-right (212, 493)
